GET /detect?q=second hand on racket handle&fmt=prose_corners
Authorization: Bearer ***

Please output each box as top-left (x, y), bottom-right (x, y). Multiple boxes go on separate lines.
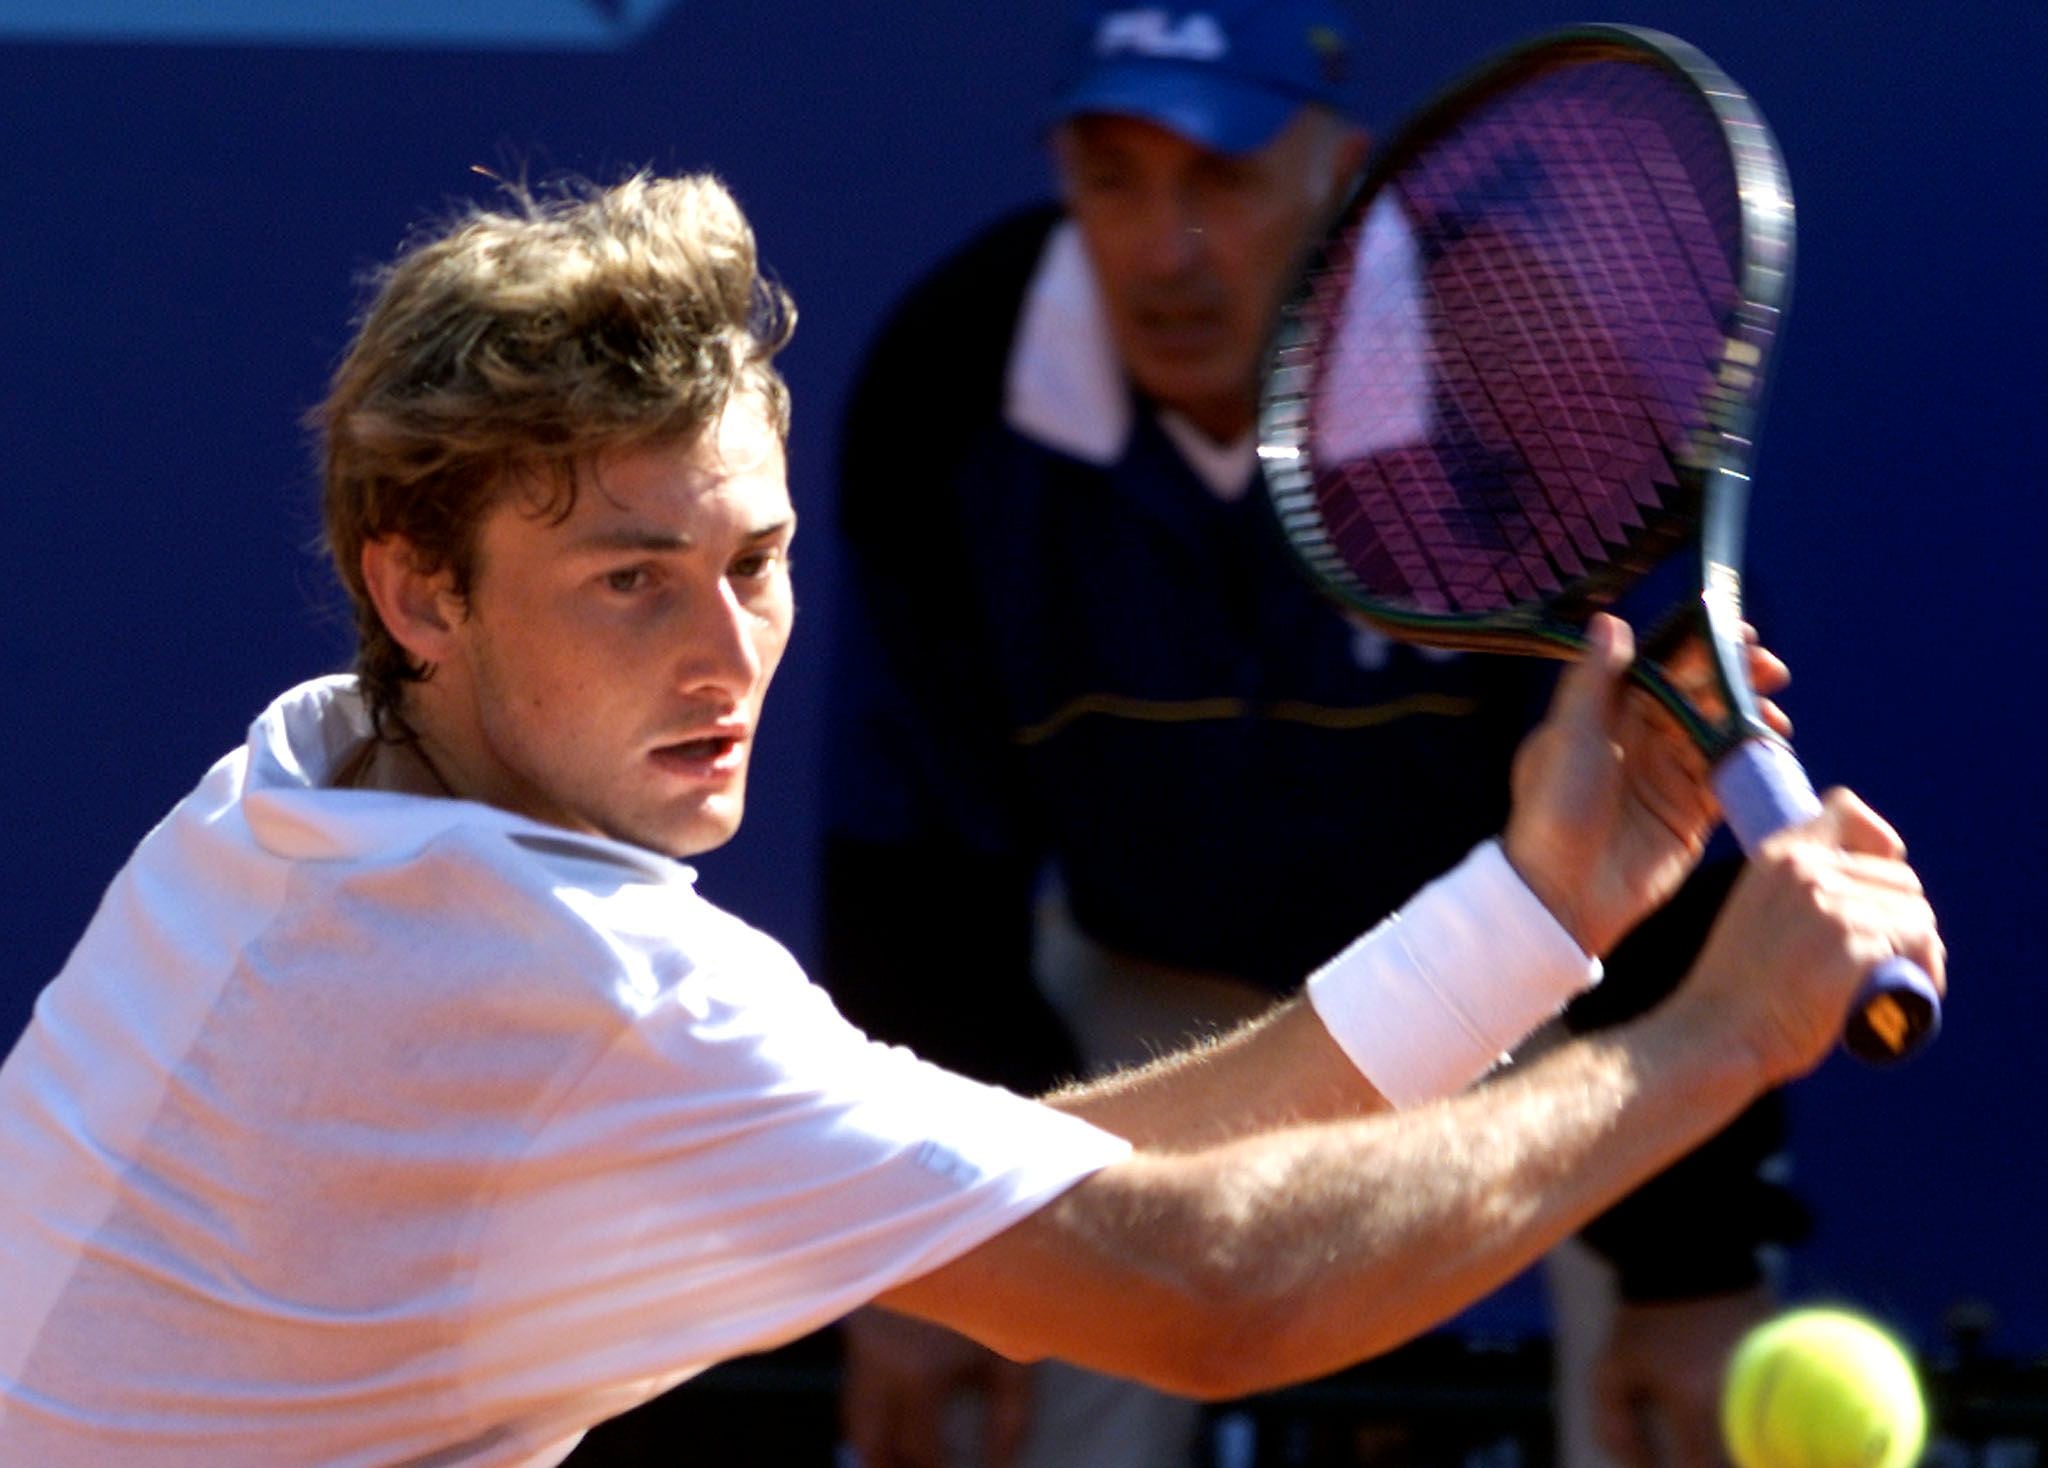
top-left (1710, 738), bottom-right (1941, 1063)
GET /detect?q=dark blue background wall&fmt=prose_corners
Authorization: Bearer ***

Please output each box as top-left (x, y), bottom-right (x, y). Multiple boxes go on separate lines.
top-left (3, 2), bottom-right (2041, 1360)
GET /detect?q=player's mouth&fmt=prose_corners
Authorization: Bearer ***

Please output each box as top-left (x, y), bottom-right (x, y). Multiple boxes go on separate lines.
top-left (648, 731), bottom-right (746, 779)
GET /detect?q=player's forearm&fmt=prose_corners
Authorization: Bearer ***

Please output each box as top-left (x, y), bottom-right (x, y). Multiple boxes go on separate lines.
top-left (1042, 841), bottom-right (1598, 1144)
top-left (1021, 1009), bottom-right (1762, 1397)
top-left (1042, 998), bottom-right (1393, 1145)
top-left (1201, 1010), bottom-right (1759, 1389)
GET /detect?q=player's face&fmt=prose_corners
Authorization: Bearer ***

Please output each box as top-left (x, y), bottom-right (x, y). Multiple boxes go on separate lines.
top-left (443, 396), bottom-right (794, 859)
top-left (1056, 108), bottom-right (1362, 442)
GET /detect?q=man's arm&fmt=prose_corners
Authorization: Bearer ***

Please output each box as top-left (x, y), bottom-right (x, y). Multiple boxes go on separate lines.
top-left (1039, 995), bottom-right (1389, 1142)
top-left (886, 1006), bottom-right (1744, 1396)
top-left (878, 787), bottom-right (1939, 1398)
top-left (866, 620), bottom-right (1939, 1396)
top-left (1013, 616), bottom-right (1752, 1146)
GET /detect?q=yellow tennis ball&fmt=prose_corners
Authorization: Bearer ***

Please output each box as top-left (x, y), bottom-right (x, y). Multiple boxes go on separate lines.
top-left (1722, 1308), bottom-right (1929, 1468)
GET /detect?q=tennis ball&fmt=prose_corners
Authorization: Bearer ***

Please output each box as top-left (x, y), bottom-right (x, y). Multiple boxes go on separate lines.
top-left (1722, 1308), bottom-right (1928, 1468)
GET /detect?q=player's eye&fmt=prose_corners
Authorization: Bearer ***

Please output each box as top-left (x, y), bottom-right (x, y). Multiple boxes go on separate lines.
top-left (602, 566), bottom-right (652, 594)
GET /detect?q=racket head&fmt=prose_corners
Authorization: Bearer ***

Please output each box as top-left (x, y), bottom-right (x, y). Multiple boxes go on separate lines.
top-left (1258, 24), bottom-right (1794, 756)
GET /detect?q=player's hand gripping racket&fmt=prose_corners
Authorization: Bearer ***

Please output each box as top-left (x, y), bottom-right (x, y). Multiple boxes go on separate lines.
top-left (1257, 25), bottom-right (1940, 1062)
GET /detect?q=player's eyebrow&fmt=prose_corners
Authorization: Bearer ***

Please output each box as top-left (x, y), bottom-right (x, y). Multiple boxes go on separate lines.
top-left (568, 527), bottom-right (694, 554)
top-left (566, 518), bottom-right (794, 554)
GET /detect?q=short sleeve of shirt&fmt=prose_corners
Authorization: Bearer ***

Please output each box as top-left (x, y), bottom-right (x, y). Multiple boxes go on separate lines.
top-left (452, 849), bottom-right (1130, 1417)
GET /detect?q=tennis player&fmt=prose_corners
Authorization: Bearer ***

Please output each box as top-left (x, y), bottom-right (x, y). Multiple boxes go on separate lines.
top-left (0, 171), bottom-right (1941, 1468)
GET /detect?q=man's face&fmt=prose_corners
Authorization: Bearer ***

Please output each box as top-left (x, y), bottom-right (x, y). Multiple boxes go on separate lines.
top-left (436, 396), bottom-right (795, 859)
top-left (1056, 108), bottom-right (1361, 441)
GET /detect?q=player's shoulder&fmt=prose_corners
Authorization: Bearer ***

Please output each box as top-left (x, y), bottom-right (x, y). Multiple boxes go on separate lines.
top-left (274, 819), bottom-right (726, 1008)
top-left (489, 828), bottom-right (808, 987)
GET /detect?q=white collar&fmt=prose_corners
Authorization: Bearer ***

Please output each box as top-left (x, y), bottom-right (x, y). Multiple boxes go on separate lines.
top-left (239, 675), bottom-right (693, 887)
top-left (1003, 220), bottom-right (1255, 502)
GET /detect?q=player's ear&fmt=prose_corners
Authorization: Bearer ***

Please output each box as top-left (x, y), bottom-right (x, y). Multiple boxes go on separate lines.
top-left (360, 536), bottom-right (464, 666)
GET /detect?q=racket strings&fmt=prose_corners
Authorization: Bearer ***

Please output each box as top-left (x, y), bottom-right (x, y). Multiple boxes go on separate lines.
top-left (1301, 57), bottom-right (1744, 617)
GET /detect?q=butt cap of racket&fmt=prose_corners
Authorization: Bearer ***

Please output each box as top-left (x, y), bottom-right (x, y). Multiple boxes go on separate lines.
top-left (1842, 958), bottom-right (1942, 1063)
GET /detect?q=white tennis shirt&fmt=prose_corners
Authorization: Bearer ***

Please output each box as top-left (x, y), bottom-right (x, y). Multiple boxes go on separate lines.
top-left (0, 677), bottom-right (1129, 1466)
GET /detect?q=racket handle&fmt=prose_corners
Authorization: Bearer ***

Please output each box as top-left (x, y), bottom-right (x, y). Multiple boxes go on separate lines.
top-left (1711, 739), bottom-right (1942, 1064)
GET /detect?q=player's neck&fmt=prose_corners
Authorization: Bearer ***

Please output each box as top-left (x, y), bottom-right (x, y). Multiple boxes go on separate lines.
top-left (347, 681), bottom-right (487, 806)
top-left (394, 682), bottom-right (504, 809)
top-left (333, 728), bottom-right (454, 798)
top-left (387, 680), bottom-right (588, 837)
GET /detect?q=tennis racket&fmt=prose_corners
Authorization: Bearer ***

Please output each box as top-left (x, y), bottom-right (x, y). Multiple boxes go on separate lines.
top-left (1257, 24), bottom-right (1940, 1063)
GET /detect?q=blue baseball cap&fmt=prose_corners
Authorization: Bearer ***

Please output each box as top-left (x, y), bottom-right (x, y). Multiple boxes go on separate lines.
top-left (1052, 0), bottom-right (1361, 155)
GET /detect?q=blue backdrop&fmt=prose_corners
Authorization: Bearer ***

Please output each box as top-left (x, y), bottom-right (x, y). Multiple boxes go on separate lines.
top-left (2, 1), bottom-right (2041, 1360)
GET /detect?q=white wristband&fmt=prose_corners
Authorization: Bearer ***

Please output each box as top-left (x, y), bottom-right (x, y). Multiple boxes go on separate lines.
top-left (1305, 839), bottom-right (1601, 1108)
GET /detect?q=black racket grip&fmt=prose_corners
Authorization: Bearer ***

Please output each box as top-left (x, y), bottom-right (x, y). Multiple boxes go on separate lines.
top-left (1713, 739), bottom-right (1942, 1064)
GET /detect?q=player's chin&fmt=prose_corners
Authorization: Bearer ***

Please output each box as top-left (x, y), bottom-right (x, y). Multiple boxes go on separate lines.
top-left (662, 794), bottom-right (747, 860)
top-left (602, 791), bottom-right (746, 861)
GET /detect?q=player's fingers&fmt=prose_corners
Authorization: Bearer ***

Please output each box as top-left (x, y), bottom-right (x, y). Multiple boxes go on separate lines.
top-left (1620, 694), bottom-right (1716, 836)
top-left (1887, 917), bottom-right (1946, 1000)
top-left (1796, 848), bottom-right (1947, 1002)
top-left (1627, 693), bottom-right (1710, 781)
top-left (1661, 632), bottom-right (1787, 717)
top-left (1755, 695), bottom-right (1792, 739)
top-left (1639, 776), bottom-right (1717, 852)
top-left (1828, 849), bottom-right (1925, 897)
top-left (1838, 872), bottom-right (1947, 994)
top-left (1553, 613), bottom-right (1634, 730)
top-left (1899, 924), bottom-right (1949, 998)
top-left (1647, 774), bottom-right (1717, 849)
top-left (1813, 787), bottom-right (1906, 860)
top-left (1743, 639), bottom-right (1790, 696)
top-left (1629, 706), bottom-right (1712, 812)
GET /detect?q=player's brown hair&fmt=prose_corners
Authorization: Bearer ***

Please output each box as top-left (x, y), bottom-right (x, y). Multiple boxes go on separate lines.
top-left (314, 171), bottom-right (795, 737)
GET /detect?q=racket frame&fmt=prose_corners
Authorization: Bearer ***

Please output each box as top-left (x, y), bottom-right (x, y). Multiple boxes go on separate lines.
top-left (1258, 23), bottom-right (1797, 764)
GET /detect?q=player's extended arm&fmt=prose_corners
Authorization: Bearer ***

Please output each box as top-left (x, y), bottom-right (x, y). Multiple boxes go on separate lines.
top-left (874, 614), bottom-right (1936, 1395)
top-left (1035, 616), bottom-right (1774, 1147)
top-left (879, 794), bottom-right (1940, 1398)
